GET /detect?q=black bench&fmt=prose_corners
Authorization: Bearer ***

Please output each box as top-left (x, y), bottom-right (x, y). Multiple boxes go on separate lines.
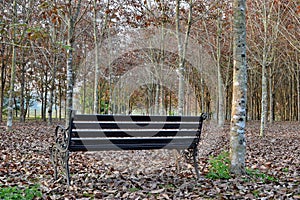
top-left (51, 112), bottom-right (207, 185)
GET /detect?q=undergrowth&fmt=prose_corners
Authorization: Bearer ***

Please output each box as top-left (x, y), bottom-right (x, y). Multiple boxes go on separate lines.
top-left (0, 184), bottom-right (42, 200)
top-left (206, 151), bottom-right (277, 182)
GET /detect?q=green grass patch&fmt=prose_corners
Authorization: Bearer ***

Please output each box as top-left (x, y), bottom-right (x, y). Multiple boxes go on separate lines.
top-left (82, 192), bottom-right (94, 198)
top-left (281, 167), bottom-right (289, 172)
top-left (0, 184), bottom-right (42, 200)
top-left (206, 151), bottom-right (231, 180)
top-left (206, 151), bottom-right (278, 183)
top-left (246, 168), bottom-right (278, 183)
top-left (129, 187), bottom-right (141, 192)
top-left (252, 189), bottom-right (260, 198)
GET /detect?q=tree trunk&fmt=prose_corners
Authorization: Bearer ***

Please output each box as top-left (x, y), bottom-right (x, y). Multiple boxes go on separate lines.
top-left (66, 40), bottom-right (74, 126)
top-left (48, 19), bottom-right (59, 125)
top-left (260, 1), bottom-right (269, 136)
top-left (93, 0), bottom-right (100, 114)
top-left (7, 0), bottom-right (17, 130)
top-left (217, 16), bottom-right (225, 126)
top-left (82, 71), bottom-right (86, 114)
top-left (58, 78), bottom-right (62, 120)
top-left (20, 61), bottom-right (26, 122)
top-left (297, 56), bottom-right (300, 121)
top-left (48, 56), bottom-right (57, 125)
top-left (176, 0), bottom-right (184, 115)
top-left (155, 84), bottom-right (160, 115)
top-left (201, 77), bottom-right (205, 113)
top-left (269, 66), bottom-right (274, 123)
top-left (176, 0), bottom-right (192, 116)
top-left (65, 0), bottom-right (82, 127)
top-left (230, 0), bottom-right (247, 175)
top-left (260, 62), bottom-right (267, 136)
top-left (0, 26), bottom-right (6, 122)
top-left (43, 73), bottom-right (48, 122)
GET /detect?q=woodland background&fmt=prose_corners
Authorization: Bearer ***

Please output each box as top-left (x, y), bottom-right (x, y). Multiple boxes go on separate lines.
top-left (0, 0), bottom-right (299, 128)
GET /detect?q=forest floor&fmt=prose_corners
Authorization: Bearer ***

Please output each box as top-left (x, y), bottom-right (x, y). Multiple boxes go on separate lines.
top-left (0, 120), bottom-right (299, 199)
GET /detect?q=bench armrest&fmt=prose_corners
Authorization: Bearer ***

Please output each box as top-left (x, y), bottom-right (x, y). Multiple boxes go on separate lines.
top-left (201, 113), bottom-right (208, 120)
top-left (54, 125), bottom-right (71, 152)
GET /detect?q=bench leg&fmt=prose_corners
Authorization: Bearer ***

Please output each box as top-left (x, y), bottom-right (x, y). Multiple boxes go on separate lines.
top-left (63, 151), bottom-right (71, 185)
top-left (193, 147), bottom-right (200, 179)
top-left (50, 146), bottom-right (58, 180)
top-left (173, 150), bottom-right (181, 172)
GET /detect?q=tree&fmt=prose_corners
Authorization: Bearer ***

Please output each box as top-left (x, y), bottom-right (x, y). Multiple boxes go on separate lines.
top-left (65, 0), bottom-right (83, 127)
top-left (247, 0), bottom-right (280, 136)
top-left (6, 0), bottom-right (17, 130)
top-left (93, 0), bottom-right (110, 114)
top-left (93, 0), bottom-right (100, 114)
top-left (175, 0), bottom-right (193, 115)
top-left (230, 0), bottom-right (247, 175)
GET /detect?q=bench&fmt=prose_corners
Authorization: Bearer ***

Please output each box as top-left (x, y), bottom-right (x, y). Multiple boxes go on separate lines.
top-left (51, 112), bottom-right (207, 185)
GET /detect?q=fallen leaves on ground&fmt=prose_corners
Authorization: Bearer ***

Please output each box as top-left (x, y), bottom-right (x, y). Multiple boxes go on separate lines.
top-left (0, 120), bottom-right (299, 199)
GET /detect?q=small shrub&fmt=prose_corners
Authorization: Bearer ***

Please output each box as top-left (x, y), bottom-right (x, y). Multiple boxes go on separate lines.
top-left (281, 168), bottom-right (289, 172)
top-left (246, 168), bottom-right (277, 183)
top-left (0, 184), bottom-right (42, 200)
top-left (205, 151), bottom-right (278, 183)
top-left (129, 187), bottom-right (140, 192)
top-left (206, 151), bottom-right (231, 180)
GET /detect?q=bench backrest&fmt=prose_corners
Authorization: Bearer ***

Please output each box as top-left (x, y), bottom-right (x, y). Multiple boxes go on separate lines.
top-left (69, 114), bottom-right (206, 152)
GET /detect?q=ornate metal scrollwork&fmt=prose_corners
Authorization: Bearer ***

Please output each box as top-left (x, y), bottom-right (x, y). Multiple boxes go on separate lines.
top-left (51, 125), bottom-right (71, 184)
top-left (54, 125), bottom-right (70, 152)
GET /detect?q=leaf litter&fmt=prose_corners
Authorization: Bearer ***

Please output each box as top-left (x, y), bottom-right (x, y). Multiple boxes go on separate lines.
top-left (0, 120), bottom-right (299, 199)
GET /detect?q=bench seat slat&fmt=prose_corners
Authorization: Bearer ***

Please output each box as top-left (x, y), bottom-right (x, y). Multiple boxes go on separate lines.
top-left (70, 137), bottom-right (197, 147)
top-left (69, 143), bottom-right (194, 151)
top-left (71, 130), bottom-right (199, 138)
top-left (73, 115), bottom-right (203, 122)
top-left (72, 136), bottom-right (197, 140)
top-left (72, 122), bottom-right (201, 130)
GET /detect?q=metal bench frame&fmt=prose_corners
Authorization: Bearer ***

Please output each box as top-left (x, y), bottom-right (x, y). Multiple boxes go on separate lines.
top-left (51, 112), bottom-right (206, 185)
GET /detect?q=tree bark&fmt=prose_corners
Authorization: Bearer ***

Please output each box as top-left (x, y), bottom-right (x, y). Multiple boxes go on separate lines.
top-left (48, 56), bottom-right (57, 125)
top-left (48, 17), bottom-right (60, 125)
top-left (175, 0), bottom-right (192, 115)
top-left (297, 53), bottom-right (300, 121)
top-left (260, 61), bottom-right (267, 136)
top-left (7, 0), bottom-right (17, 130)
top-left (93, 0), bottom-right (100, 114)
top-left (0, 2), bottom-right (5, 122)
top-left (0, 47), bottom-right (5, 122)
top-left (43, 72), bottom-right (48, 121)
top-left (269, 66), bottom-right (274, 123)
top-left (217, 15), bottom-right (225, 126)
top-left (20, 60), bottom-right (26, 122)
top-left (230, 0), bottom-right (247, 175)
top-left (65, 0), bottom-right (82, 127)
top-left (260, 0), bottom-right (270, 137)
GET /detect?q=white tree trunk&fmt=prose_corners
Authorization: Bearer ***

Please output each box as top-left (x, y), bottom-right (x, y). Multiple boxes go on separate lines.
top-left (93, 0), bottom-right (99, 113)
top-left (260, 63), bottom-right (267, 136)
top-left (48, 56), bottom-right (57, 125)
top-left (65, 0), bottom-right (82, 127)
top-left (7, 0), bottom-right (17, 130)
top-left (176, 0), bottom-right (192, 116)
top-left (217, 16), bottom-right (225, 126)
top-left (176, 0), bottom-right (184, 115)
top-left (269, 66), bottom-right (274, 123)
top-left (230, 0), bottom-right (247, 175)
top-left (260, 0), bottom-right (269, 137)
